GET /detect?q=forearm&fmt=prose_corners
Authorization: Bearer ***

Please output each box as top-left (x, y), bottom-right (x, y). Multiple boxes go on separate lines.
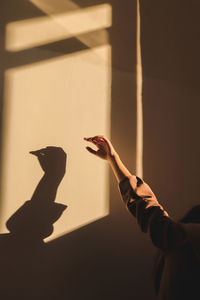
top-left (108, 153), bottom-right (131, 183)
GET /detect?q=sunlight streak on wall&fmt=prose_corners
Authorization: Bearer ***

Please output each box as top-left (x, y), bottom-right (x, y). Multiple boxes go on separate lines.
top-left (29, 0), bottom-right (111, 53)
top-left (6, 4), bottom-right (112, 52)
top-left (136, 0), bottom-right (143, 178)
top-left (0, 45), bottom-right (111, 241)
top-left (30, 0), bottom-right (86, 14)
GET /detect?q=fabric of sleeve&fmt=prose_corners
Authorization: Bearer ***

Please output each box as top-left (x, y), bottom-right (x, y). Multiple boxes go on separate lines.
top-left (119, 176), bottom-right (186, 252)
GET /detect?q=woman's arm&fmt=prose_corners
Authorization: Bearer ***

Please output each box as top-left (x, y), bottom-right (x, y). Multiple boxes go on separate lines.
top-left (84, 136), bottom-right (155, 202)
top-left (84, 136), bottom-right (131, 183)
top-left (84, 136), bottom-right (186, 251)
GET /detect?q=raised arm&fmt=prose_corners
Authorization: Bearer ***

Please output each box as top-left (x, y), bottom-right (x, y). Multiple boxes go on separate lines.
top-left (84, 136), bottom-right (186, 252)
top-left (84, 135), bottom-right (155, 201)
top-left (84, 136), bottom-right (131, 182)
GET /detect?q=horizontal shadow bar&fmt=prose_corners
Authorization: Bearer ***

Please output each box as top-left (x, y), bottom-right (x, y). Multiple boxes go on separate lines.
top-left (4, 28), bottom-right (111, 69)
top-left (72, 0), bottom-right (107, 9)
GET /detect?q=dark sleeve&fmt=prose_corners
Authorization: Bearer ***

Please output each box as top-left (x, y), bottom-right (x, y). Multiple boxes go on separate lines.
top-left (119, 176), bottom-right (186, 252)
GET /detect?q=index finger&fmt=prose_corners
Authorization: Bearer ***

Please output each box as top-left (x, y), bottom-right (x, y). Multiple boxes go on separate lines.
top-left (84, 137), bottom-right (99, 145)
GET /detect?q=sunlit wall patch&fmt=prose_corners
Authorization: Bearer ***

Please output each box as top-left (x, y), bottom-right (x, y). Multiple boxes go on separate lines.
top-left (1, 1), bottom-right (112, 241)
top-left (1, 45), bottom-right (111, 242)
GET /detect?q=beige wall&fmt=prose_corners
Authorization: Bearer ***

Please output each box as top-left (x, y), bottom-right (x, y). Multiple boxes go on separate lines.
top-left (141, 0), bottom-right (200, 219)
top-left (0, 1), bottom-right (112, 239)
top-left (0, 0), bottom-right (199, 299)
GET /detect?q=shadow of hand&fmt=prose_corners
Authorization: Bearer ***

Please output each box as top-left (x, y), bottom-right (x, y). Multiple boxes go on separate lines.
top-left (30, 146), bottom-right (67, 180)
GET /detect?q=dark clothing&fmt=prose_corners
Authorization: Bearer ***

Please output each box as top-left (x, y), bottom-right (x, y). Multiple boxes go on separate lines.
top-left (119, 176), bottom-right (200, 300)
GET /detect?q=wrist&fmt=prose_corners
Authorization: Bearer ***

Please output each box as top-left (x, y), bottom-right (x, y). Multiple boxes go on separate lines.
top-left (108, 152), bottom-right (119, 163)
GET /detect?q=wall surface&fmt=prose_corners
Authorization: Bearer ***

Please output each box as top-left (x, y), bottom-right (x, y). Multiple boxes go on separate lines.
top-left (0, 0), bottom-right (200, 299)
top-left (141, 0), bottom-right (200, 219)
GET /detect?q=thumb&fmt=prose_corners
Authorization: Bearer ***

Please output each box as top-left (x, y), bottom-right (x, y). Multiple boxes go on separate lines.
top-left (86, 147), bottom-right (98, 155)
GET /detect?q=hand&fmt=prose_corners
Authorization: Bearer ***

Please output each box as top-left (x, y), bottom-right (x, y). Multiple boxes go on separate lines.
top-left (84, 136), bottom-right (116, 161)
top-left (30, 146), bottom-right (67, 179)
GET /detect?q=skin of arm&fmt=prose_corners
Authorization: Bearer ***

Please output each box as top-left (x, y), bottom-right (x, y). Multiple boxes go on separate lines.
top-left (108, 153), bottom-right (131, 183)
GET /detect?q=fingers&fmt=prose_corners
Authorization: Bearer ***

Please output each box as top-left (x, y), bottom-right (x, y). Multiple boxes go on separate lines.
top-left (84, 136), bottom-right (107, 146)
top-left (84, 137), bottom-right (98, 144)
top-left (84, 136), bottom-right (103, 141)
top-left (84, 137), bottom-right (101, 150)
top-left (85, 146), bottom-right (98, 155)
